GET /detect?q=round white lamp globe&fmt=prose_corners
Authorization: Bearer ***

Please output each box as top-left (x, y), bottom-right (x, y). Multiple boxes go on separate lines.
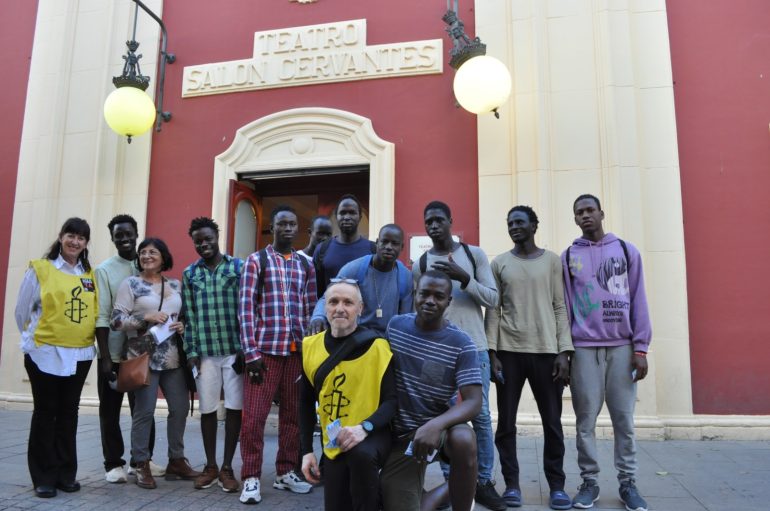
top-left (453, 55), bottom-right (512, 115)
top-left (103, 86), bottom-right (156, 140)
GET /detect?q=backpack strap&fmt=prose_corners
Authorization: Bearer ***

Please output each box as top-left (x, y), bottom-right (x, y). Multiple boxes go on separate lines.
top-left (312, 327), bottom-right (380, 392)
top-left (619, 239), bottom-right (631, 269)
top-left (357, 255), bottom-right (410, 301)
top-left (314, 238), bottom-right (333, 296)
top-left (395, 260), bottom-right (412, 300)
top-left (460, 242), bottom-right (477, 280)
top-left (256, 248), bottom-right (268, 298)
top-left (297, 250), bottom-right (311, 289)
top-left (259, 248), bottom-right (311, 296)
top-left (420, 243), bottom-right (477, 281)
top-left (565, 239), bottom-right (629, 281)
top-left (355, 255), bottom-right (374, 285)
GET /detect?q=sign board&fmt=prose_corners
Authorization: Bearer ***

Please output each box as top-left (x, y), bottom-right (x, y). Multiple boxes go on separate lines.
top-left (182, 19), bottom-right (443, 97)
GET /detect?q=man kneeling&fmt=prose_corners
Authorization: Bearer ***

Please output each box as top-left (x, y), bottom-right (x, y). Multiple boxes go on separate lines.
top-left (382, 271), bottom-right (483, 511)
top-left (300, 279), bottom-right (397, 511)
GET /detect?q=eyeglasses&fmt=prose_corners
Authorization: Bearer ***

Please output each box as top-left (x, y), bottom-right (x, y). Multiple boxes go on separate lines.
top-left (329, 278), bottom-right (359, 286)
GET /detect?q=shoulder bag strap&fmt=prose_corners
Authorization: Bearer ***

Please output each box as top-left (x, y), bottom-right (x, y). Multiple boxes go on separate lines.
top-left (312, 327), bottom-right (379, 392)
top-left (460, 242), bottom-right (477, 280)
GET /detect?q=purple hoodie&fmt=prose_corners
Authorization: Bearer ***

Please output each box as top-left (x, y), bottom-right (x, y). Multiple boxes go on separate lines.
top-left (561, 233), bottom-right (652, 352)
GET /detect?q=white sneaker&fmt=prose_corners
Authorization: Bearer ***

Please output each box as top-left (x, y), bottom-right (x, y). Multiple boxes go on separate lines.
top-left (128, 459), bottom-right (165, 477)
top-left (149, 459), bottom-right (166, 477)
top-left (273, 470), bottom-right (312, 494)
top-left (105, 466), bottom-right (127, 483)
top-left (240, 477), bottom-right (262, 504)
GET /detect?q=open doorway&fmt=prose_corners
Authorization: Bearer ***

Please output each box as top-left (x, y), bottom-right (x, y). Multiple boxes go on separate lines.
top-left (227, 166), bottom-right (370, 260)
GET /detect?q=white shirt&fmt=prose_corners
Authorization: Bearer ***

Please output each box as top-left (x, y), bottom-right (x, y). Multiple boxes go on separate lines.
top-left (15, 255), bottom-right (96, 376)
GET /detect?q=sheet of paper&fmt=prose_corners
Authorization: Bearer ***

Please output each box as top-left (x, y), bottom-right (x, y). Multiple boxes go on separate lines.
top-left (405, 441), bottom-right (438, 462)
top-left (325, 419), bottom-right (342, 448)
top-left (150, 317), bottom-right (174, 344)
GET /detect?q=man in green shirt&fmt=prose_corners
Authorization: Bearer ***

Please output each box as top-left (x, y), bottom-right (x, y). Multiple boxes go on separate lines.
top-left (183, 217), bottom-right (243, 494)
top-left (485, 205), bottom-right (573, 510)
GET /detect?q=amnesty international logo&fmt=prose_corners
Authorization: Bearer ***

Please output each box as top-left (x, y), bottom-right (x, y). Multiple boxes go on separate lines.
top-left (64, 286), bottom-right (88, 324)
top-left (322, 373), bottom-right (350, 420)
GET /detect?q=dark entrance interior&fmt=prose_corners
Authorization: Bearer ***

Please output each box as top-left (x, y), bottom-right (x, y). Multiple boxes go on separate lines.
top-left (227, 166), bottom-right (370, 259)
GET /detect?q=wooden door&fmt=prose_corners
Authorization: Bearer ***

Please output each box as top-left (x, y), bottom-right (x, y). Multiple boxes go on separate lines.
top-left (227, 180), bottom-right (262, 259)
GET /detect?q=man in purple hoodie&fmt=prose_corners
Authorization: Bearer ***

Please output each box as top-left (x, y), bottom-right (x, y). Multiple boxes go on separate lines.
top-left (562, 194), bottom-right (651, 511)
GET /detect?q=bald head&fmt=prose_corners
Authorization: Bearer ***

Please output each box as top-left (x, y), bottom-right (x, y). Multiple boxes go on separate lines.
top-left (325, 282), bottom-right (364, 337)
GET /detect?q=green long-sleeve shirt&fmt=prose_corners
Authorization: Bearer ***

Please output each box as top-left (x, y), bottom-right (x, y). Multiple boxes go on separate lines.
top-left (485, 250), bottom-right (573, 354)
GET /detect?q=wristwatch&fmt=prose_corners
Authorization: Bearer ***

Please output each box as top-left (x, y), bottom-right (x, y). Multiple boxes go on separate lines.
top-left (361, 420), bottom-right (374, 434)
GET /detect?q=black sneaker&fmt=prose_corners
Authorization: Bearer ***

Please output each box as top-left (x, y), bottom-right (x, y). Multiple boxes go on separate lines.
top-left (619, 480), bottom-right (648, 511)
top-left (475, 480), bottom-right (507, 511)
top-left (572, 479), bottom-right (600, 509)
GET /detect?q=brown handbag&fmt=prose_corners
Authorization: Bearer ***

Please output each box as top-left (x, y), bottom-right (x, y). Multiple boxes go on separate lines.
top-left (116, 351), bottom-right (150, 392)
top-left (115, 278), bottom-right (165, 393)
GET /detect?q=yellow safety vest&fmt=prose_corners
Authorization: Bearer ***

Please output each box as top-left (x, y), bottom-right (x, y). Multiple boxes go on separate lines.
top-left (31, 259), bottom-right (97, 348)
top-left (302, 331), bottom-right (392, 459)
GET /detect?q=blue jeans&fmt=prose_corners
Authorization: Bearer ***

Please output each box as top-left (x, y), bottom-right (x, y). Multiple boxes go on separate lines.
top-left (441, 350), bottom-right (494, 483)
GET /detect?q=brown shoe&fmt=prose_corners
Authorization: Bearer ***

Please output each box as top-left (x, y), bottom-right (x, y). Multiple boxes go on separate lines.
top-left (135, 461), bottom-right (157, 489)
top-left (218, 466), bottom-right (239, 493)
top-left (165, 457), bottom-right (201, 481)
top-left (194, 464), bottom-right (219, 489)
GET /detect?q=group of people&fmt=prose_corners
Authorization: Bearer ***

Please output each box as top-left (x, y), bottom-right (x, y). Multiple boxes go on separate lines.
top-left (14, 192), bottom-right (651, 511)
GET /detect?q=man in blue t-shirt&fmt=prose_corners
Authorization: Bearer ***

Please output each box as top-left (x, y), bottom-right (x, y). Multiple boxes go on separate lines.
top-left (381, 271), bottom-right (482, 511)
top-left (313, 194), bottom-right (375, 297)
top-left (309, 224), bottom-right (412, 336)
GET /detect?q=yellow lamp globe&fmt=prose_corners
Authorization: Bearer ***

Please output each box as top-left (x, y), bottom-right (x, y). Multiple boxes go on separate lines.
top-left (103, 86), bottom-right (156, 139)
top-left (453, 55), bottom-right (512, 115)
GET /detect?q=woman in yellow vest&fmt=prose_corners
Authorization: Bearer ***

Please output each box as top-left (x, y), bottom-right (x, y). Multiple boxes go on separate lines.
top-left (14, 217), bottom-right (97, 499)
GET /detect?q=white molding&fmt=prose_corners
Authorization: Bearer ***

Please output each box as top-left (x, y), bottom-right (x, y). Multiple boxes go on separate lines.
top-left (3, 393), bottom-right (768, 440)
top-left (212, 107), bottom-right (395, 241)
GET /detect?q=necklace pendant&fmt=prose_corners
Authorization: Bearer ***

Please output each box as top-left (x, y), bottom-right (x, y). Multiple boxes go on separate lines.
top-left (376, 308), bottom-right (383, 318)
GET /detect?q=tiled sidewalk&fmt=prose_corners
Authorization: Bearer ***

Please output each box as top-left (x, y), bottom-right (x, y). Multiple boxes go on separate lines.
top-left (0, 408), bottom-right (767, 510)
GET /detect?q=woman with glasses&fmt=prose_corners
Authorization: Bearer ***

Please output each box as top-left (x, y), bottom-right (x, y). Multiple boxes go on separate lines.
top-left (111, 238), bottom-right (200, 489)
top-left (15, 217), bottom-right (96, 498)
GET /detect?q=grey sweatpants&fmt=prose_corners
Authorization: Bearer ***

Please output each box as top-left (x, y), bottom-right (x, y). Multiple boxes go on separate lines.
top-left (571, 344), bottom-right (637, 483)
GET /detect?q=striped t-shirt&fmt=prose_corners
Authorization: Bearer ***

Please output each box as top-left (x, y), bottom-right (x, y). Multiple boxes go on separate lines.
top-left (386, 313), bottom-right (482, 435)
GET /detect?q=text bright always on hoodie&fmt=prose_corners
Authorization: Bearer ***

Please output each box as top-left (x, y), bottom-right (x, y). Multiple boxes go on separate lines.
top-left (561, 233), bottom-right (652, 352)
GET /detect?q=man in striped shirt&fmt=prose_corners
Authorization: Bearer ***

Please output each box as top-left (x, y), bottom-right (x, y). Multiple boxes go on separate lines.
top-left (381, 271), bottom-right (482, 511)
top-left (238, 205), bottom-right (318, 505)
top-left (183, 217), bottom-right (242, 494)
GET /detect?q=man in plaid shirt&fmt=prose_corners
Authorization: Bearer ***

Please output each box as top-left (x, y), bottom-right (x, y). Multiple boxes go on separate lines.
top-left (183, 217), bottom-right (243, 494)
top-left (238, 205), bottom-right (318, 505)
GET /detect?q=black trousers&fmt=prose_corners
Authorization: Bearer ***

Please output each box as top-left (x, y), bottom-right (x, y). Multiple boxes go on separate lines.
top-left (97, 362), bottom-right (155, 471)
top-left (24, 355), bottom-right (92, 487)
top-left (322, 428), bottom-right (390, 511)
top-left (494, 351), bottom-right (566, 491)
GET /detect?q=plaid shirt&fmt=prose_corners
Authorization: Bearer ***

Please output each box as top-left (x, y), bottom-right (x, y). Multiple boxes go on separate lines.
top-left (239, 245), bottom-right (317, 362)
top-left (182, 254), bottom-right (242, 359)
